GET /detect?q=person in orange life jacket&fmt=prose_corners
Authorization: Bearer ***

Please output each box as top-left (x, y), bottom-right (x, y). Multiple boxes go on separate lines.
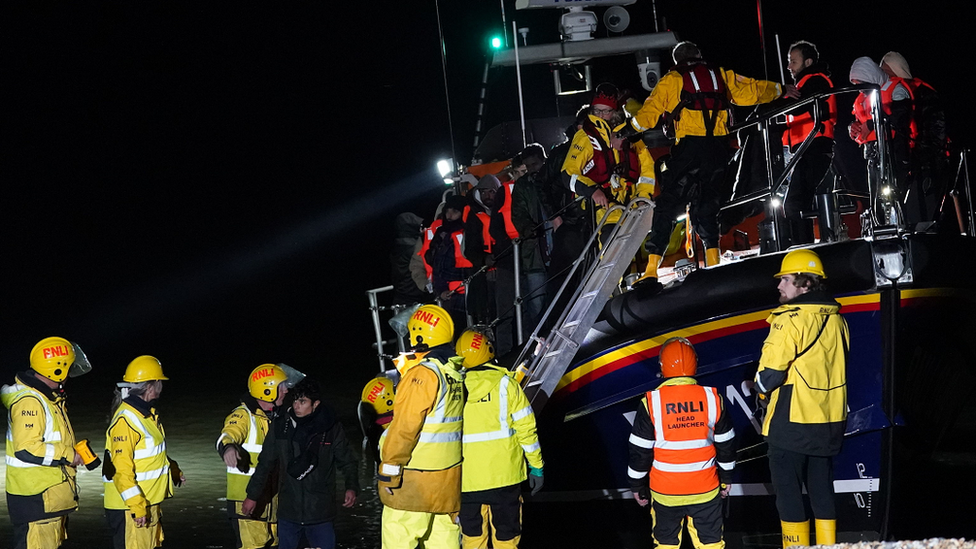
top-left (425, 194), bottom-right (472, 331)
top-left (486, 165), bottom-right (524, 358)
top-left (880, 51), bottom-right (951, 226)
top-left (243, 378), bottom-right (358, 549)
top-left (627, 337), bottom-right (736, 549)
top-left (772, 40), bottom-right (838, 246)
top-left (510, 143), bottom-right (558, 337)
top-left (462, 175), bottom-right (501, 326)
top-left (848, 56), bottom-right (913, 202)
top-left (628, 42), bottom-right (796, 284)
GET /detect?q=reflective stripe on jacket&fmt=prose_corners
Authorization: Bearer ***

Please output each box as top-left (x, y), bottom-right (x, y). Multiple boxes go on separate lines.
top-left (217, 403), bottom-right (270, 501)
top-left (784, 72), bottom-right (837, 147)
top-left (104, 401), bottom-right (174, 515)
top-left (755, 292), bottom-right (849, 456)
top-left (461, 364), bottom-right (544, 492)
top-left (2, 379), bottom-right (77, 498)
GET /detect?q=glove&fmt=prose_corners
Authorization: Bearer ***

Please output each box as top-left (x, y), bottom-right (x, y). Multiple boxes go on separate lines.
top-left (755, 392), bottom-right (769, 424)
top-left (614, 123), bottom-right (640, 140)
top-left (528, 467), bottom-right (544, 496)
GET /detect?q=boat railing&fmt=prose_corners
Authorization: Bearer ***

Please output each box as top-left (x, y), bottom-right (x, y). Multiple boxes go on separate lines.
top-left (725, 83), bottom-right (899, 249)
top-left (365, 286), bottom-right (412, 372)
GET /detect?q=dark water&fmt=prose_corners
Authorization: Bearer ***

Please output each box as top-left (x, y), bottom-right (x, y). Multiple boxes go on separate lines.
top-left (0, 377), bottom-right (383, 548)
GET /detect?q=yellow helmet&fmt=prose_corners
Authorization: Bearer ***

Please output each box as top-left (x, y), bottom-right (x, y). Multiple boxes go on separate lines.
top-left (407, 304), bottom-right (454, 349)
top-left (456, 327), bottom-right (495, 369)
top-left (30, 337), bottom-right (76, 383)
top-left (123, 355), bottom-right (168, 383)
top-left (775, 249), bottom-right (827, 278)
top-left (249, 363), bottom-right (289, 402)
top-left (361, 377), bottom-right (395, 415)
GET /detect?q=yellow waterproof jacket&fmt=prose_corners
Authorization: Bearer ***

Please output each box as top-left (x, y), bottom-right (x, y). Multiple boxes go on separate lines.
top-left (2, 373), bottom-right (78, 518)
top-left (379, 349), bottom-right (465, 513)
top-left (103, 398), bottom-right (175, 517)
top-left (562, 115), bottom-right (655, 224)
top-left (461, 364), bottom-right (543, 493)
top-left (217, 399), bottom-right (272, 502)
top-left (631, 66), bottom-right (783, 142)
top-left (755, 291), bottom-right (849, 456)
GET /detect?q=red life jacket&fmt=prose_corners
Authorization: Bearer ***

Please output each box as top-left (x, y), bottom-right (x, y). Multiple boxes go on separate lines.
top-left (853, 78), bottom-right (916, 146)
top-left (783, 72), bottom-right (837, 148)
top-left (418, 219), bottom-right (443, 280)
top-left (496, 182), bottom-right (519, 240)
top-left (581, 124), bottom-right (642, 191)
top-left (462, 205), bottom-right (494, 255)
top-left (644, 384), bottom-right (722, 496)
top-left (673, 60), bottom-right (729, 137)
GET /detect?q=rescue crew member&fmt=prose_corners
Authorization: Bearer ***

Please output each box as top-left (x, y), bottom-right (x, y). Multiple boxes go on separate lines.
top-left (104, 355), bottom-right (184, 549)
top-left (779, 40), bottom-right (837, 245)
top-left (755, 249), bottom-right (849, 547)
top-left (627, 337), bottom-right (736, 549)
top-left (216, 364), bottom-right (294, 549)
top-left (457, 328), bottom-right (544, 549)
top-left (849, 56), bottom-right (914, 215)
top-left (561, 82), bottom-right (656, 241)
top-left (626, 42), bottom-right (796, 283)
top-left (378, 304), bottom-right (465, 549)
top-left (3, 337), bottom-right (89, 549)
top-left (359, 375), bottom-right (396, 467)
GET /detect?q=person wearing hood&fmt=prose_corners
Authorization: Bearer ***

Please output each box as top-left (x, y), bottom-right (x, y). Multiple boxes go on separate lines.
top-left (424, 194), bottom-right (473, 330)
top-left (778, 41), bottom-right (838, 245)
top-left (755, 249), bottom-right (849, 547)
top-left (457, 328), bottom-right (543, 549)
top-left (217, 364), bottom-right (294, 549)
top-left (392, 212), bottom-right (434, 306)
top-left (104, 356), bottom-right (185, 549)
top-left (463, 174), bottom-right (501, 326)
top-left (627, 42), bottom-right (795, 284)
top-left (3, 337), bottom-right (87, 549)
top-left (378, 304), bottom-right (465, 549)
top-left (242, 377), bottom-right (359, 549)
top-left (849, 56), bottom-right (914, 207)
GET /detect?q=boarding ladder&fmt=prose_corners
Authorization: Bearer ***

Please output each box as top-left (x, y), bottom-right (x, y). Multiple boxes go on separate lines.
top-left (519, 197), bottom-right (655, 412)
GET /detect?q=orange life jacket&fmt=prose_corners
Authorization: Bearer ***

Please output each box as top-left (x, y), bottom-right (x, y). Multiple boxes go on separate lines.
top-left (418, 219), bottom-right (443, 280)
top-left (783, 72), bottom-right (837, 148)
top-left (496, 182), bottom-right (519, 240)
top-left (462, 206), bottom-right (493, 255)
top-left (645, 384), bottom-right (722, 496)
top-left (852, 78), bottom-right (916, 145)
top-left (581, 122), bottom-right (642, 190)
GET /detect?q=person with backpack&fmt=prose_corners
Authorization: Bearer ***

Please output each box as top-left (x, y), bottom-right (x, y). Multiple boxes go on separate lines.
top-left (623, 41), bottom-right (796, 284)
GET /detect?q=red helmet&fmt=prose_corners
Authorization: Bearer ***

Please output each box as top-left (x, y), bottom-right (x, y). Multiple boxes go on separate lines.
top-left (659, 337), bottom-right (697, 378)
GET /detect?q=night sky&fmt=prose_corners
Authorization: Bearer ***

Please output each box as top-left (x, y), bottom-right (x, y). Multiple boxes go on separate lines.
top-left (5, 1), bottom-right (974, 388)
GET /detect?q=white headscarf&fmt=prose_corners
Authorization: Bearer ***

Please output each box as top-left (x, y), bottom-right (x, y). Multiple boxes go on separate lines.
top-left (880, 51), bottom-right (912, 79)
top-left (849, 56), bottom-right (887, 85)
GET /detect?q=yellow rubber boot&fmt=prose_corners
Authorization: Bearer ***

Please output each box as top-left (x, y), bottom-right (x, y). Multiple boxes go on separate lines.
top-left (815, 519), bottom-right (836, 545)
top-left (705, 248), bottom-right (721, 267)
top-left (637, 254), bottom-right (663, 283)
top-left (781, 520), bottom-right (810, 548)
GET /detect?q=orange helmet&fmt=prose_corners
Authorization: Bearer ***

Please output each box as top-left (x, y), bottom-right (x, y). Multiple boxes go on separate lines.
top-left (659, 337), bottom-right (697, 378)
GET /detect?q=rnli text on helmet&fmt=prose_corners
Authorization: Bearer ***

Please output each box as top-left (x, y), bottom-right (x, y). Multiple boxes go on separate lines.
top-left (413, 309), bottom-right (441, 327)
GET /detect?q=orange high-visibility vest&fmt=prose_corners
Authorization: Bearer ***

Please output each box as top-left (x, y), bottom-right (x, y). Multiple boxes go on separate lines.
top-left (645, 384), bottom-right (722, 496)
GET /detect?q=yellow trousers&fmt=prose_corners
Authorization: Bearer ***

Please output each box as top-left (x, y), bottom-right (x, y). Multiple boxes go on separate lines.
top-left (14, 515), bottom-right (68, 549)
top-left (382, 506), bottom-right (460, 549)
top-left (107, 504), bottom-right (164, 549)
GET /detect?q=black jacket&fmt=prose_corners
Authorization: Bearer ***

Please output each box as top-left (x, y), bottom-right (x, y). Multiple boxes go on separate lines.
top-left (246, 403), bottom-right (359, 525)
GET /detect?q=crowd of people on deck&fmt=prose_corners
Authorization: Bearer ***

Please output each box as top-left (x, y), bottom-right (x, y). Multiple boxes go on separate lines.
top-left (391, 41), bottom-right (952, 356)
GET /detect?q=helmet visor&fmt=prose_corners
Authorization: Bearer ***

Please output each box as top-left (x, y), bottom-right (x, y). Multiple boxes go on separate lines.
top-left (67, 342), bottom-right (92, 378)
top-left (277, 363), bottom-right (306, 388)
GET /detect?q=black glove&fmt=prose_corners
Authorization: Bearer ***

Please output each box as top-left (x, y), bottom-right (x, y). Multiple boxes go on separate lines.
top-left (528, 472), bottom-right (544, 496)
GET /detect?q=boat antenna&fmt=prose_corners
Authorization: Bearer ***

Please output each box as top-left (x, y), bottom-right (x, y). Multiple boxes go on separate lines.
top-left (756, 0), bottom-right (769, 80)
top-left (499, 0), bottom-right (510, 47)
top-left (513, 20), bottom-right (527, 148)
top-left (434, 0), bottom-right (458, 167)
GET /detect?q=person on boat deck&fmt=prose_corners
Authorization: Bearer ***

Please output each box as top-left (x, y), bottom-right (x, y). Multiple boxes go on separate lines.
top-left (458, 327), bottom-right (544, 549)
top-left (754, 249), bottom-right (849, 548)
top-left (463, 174), bottom-right (501, 327)
top-left (627, 337), bottom-right (736, 549)
top-left (879, 51), bottom-right (951, 227)
top-left (622, 41), bottom-right (796, 284)
top-left (848, 56), bottom-right (914, 213)
top-left (561, 82), bottom-right (657, 248)
top-left (378, 304), bottom-right (465, 549)
top-left (217, 364), bottom-right (293, 549)
top-left (424, 194), bottom-right (472, 331)
top-left (774, 40), bottom-right (837, 246)
top-left (3, 337), bottom-right (88, 549)
top-left (243, 377), bottom-right (359, 549)
top-left (511, 143), bottom-right (559, 337)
